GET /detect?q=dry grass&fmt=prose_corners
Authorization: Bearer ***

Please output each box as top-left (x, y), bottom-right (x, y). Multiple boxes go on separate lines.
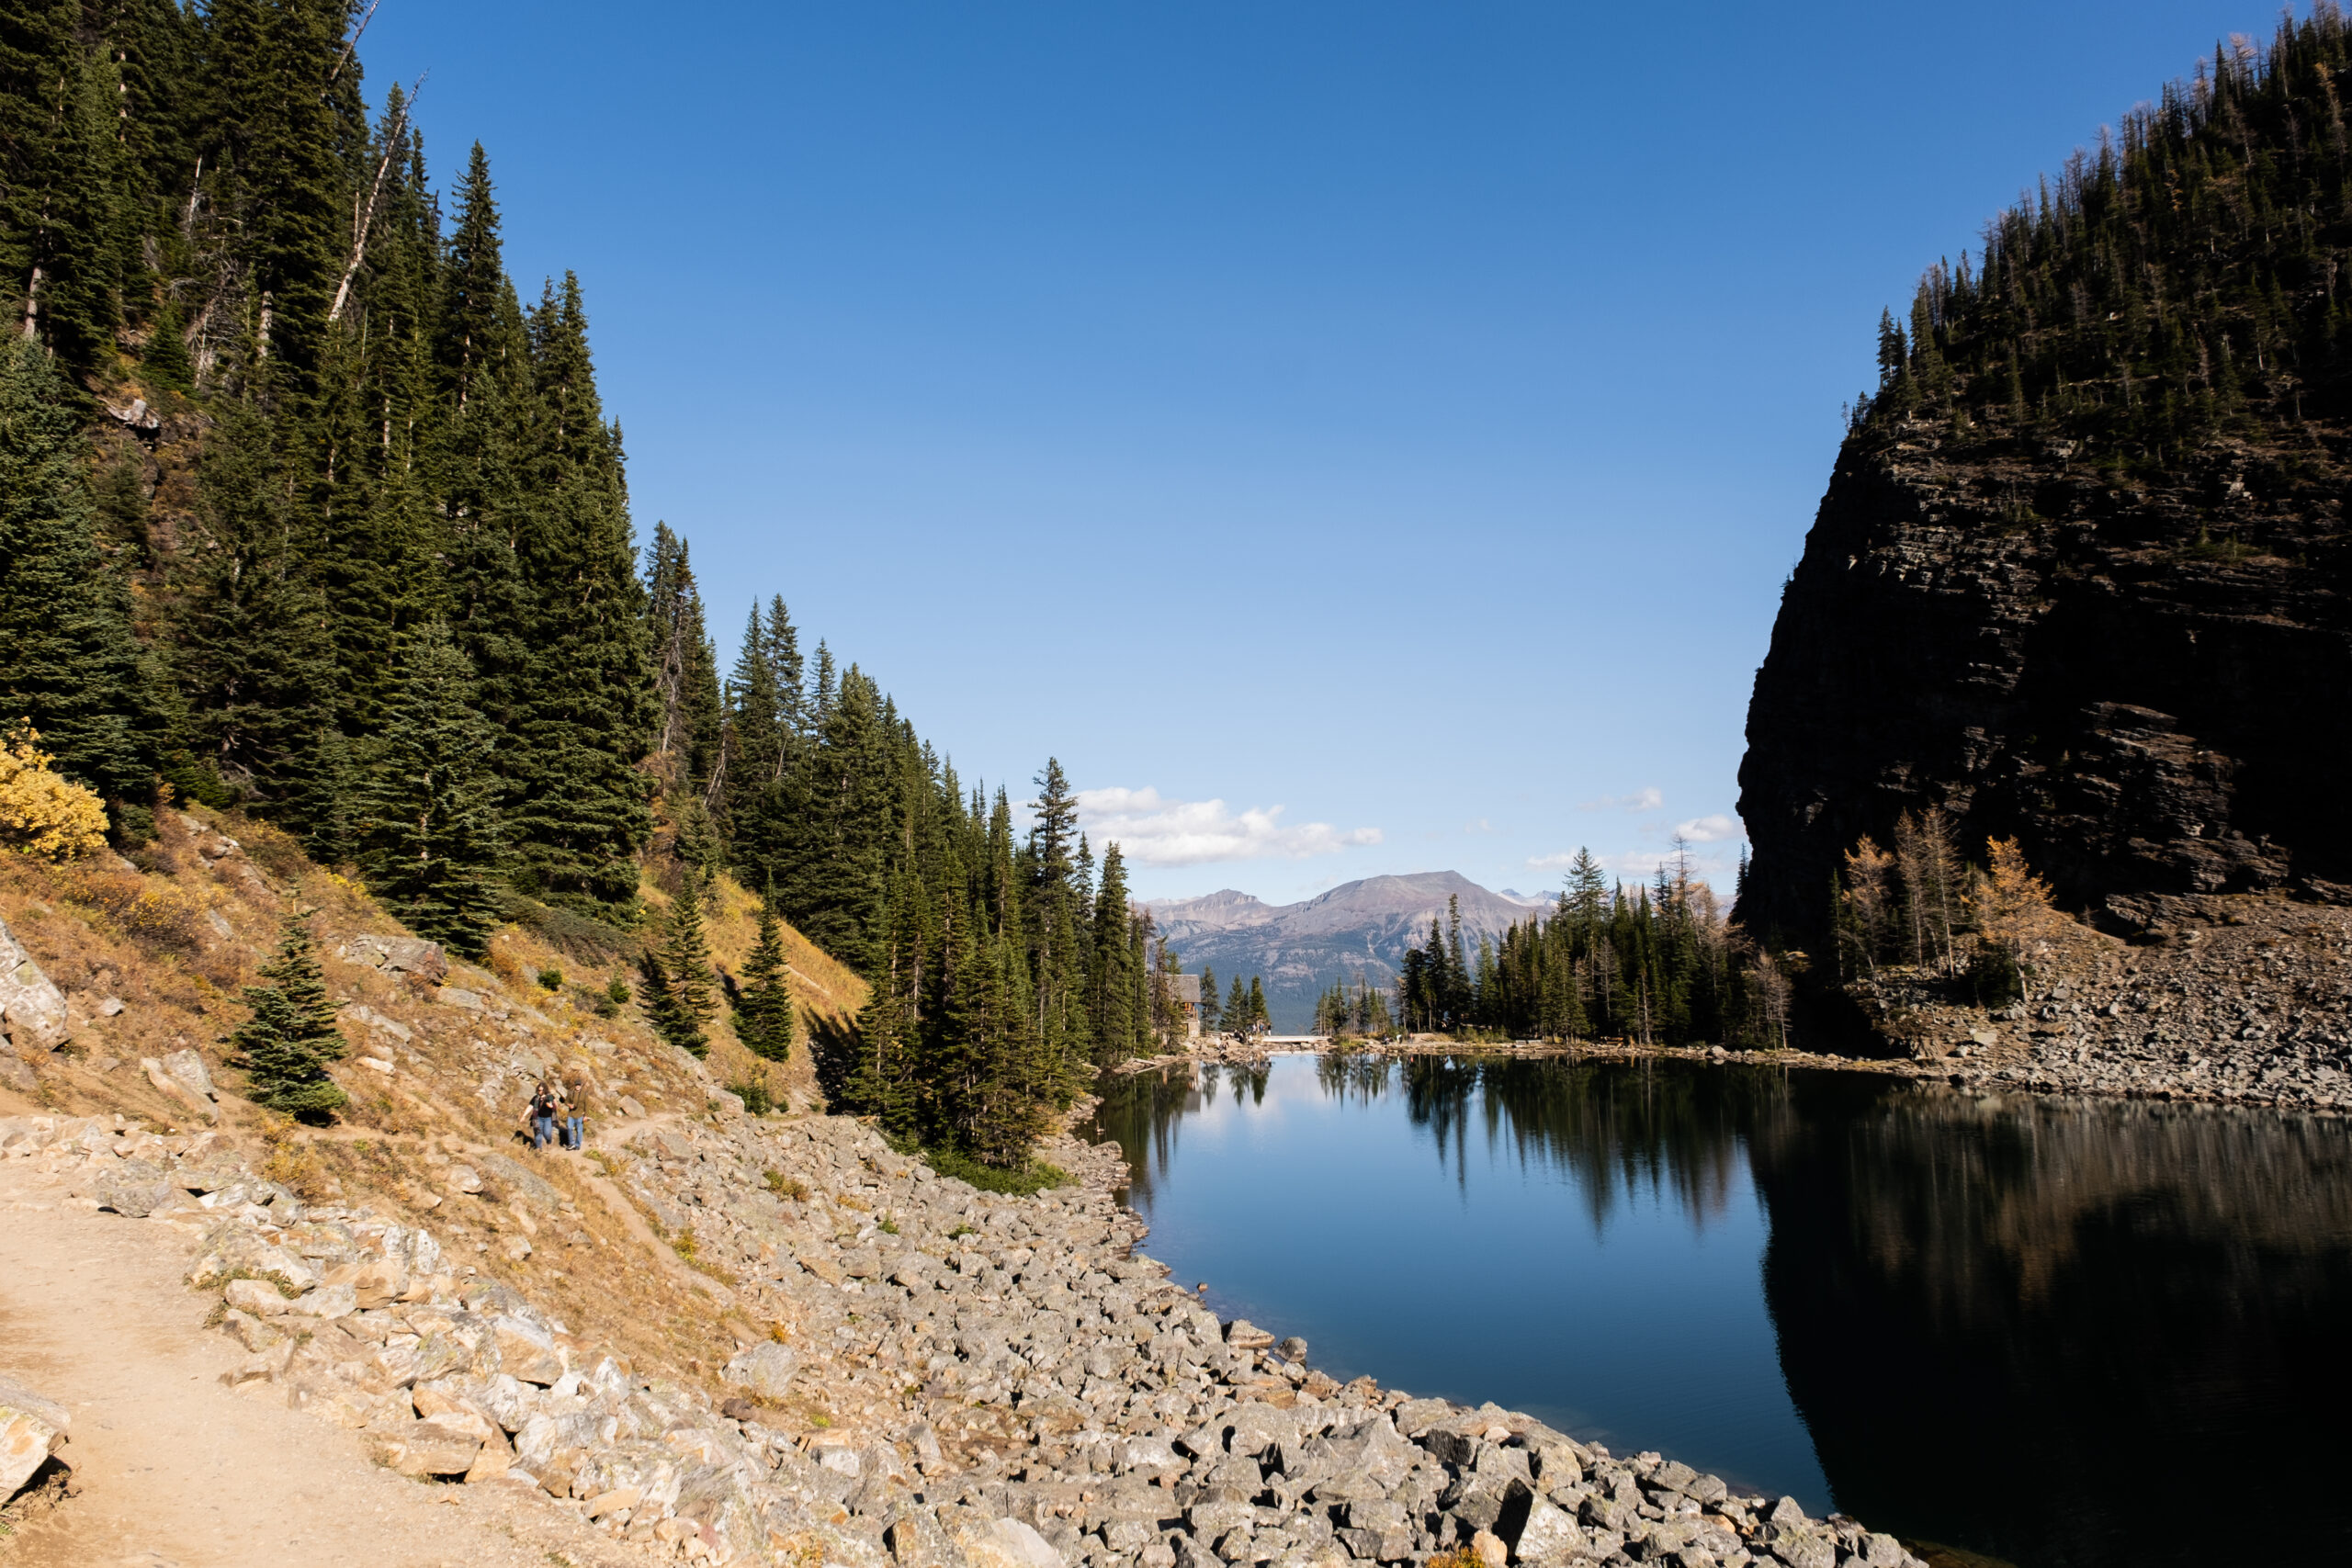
top-left (0, 807), bottom-right (873, 1395)
top-left (639, 868), bottom-right (867, 1113)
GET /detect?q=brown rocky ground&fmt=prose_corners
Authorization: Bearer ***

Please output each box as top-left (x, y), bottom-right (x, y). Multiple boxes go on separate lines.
top-left (1843, 892), bottom-right (2352, 1109)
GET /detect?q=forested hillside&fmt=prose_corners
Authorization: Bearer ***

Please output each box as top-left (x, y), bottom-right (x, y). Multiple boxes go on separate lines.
top-left (0, 0), bottom-right (1168, 1166)
top-left (1742, 5), bottom-right (2352, 947)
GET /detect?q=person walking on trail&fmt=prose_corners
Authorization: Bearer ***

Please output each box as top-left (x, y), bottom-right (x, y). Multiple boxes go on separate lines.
top-left (529, 1081), bottom-right (559, 1151)
top-left (560, 1073), bottom-right (586, 1151)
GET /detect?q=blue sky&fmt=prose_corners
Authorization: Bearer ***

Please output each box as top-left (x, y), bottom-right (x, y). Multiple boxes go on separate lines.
top-left (365, 0), bottom-right (2273, 905)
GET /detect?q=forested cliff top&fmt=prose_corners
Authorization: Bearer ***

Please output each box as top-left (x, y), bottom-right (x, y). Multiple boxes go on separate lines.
top-left (1740, 6), bottom-right (2352, 949)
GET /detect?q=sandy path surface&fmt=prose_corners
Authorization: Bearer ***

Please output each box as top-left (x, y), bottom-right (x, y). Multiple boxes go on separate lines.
top-left (0, 1168), bottom-right (629, 1568)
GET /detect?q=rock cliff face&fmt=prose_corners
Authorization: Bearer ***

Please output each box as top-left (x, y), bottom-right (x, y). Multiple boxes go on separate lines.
top-left (1737, 423), bottom-right (2352, 947)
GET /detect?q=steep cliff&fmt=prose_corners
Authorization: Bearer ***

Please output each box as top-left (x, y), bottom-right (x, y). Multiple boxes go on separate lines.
top-left (1739, 12), bottom-right (2352, 950)
top-left (1738, 424), bottom-right (2352, 948)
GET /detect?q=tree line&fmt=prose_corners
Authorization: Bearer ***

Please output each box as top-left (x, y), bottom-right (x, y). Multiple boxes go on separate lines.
top-left (0, 1), bottom-right (1151, 1164)
top-left (1393, 857), bottom-right (1794, 1050)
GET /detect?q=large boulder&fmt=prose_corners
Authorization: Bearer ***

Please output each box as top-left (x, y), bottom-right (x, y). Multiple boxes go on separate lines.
top-left (141, 1056), bottom-right (217, 1122)
top-left (0, 1378), bottom-right (68, 1500)
top-left (0, 916), bottom-right (68, 1058)
top-left (956, 1517), bottom-right (1065, 1568)
top-left (367, 1418), bottom-right (482, 1478)
top-left (887, 1507), bottom-right (970, 1568)
top-left (720, 1341), bottom-right (797, 1400)
top-left (337, 933), bottom-right (449, 985)
top-left (1504, 1497), bottom-right (1587, 1567)
top-left (95, 1158), bottom-right (177, 1217)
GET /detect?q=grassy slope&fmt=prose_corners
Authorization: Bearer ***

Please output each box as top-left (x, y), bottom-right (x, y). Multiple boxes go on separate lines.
top-left (0, 805), bottom-right (870, 1389)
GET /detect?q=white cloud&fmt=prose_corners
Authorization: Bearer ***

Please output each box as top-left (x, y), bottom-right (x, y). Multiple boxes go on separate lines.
top-left (1526, 850), bottom-right (1588, 870)
top-left (1674, 813), bottom-right (1742, 843)
top-left (1577, 786), bottom-right (1664, 813)
top-left (1076, 786), bottom-right (1382, 868)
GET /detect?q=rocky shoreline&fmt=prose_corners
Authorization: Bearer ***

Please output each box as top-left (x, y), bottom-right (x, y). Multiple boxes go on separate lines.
top-left (1, 1104), bottom-right (1928, 1568)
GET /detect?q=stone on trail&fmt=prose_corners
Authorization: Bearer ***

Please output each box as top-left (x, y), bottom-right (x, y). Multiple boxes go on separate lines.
top-left (187, 1224), bottom-right (316, 1292)
top-left (720, 1341), bottom-right (797, 1400)
top-left (0, 1378), bottom-right (69, 1501)
top-left (368, 1418), bottom-right (482, 1478)
top-left (280, 1281), bottom-right (357, 1319)
top-left (222, 1279), bottom-right (288, 1315)
top-left (96, 1159), bottom-right (176, 1217)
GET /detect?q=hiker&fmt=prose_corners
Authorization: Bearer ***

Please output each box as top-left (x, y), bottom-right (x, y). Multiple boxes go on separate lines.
top-left (560, 1072), bottom-right (587, 1150)
top-left (528, 1080), bottom-right (560, 1151)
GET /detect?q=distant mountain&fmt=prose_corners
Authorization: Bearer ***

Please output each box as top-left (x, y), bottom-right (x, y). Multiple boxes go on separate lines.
top-left (1148, 871), bottom-right (1542, 1032)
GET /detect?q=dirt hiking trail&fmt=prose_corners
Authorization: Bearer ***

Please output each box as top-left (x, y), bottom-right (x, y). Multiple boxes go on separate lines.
top-left (0, 1166), bottom-right (629, 1568)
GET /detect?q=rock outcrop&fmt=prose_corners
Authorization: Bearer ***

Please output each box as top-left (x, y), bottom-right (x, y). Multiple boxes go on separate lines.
top-left (1, 913), bottom-right (70, 1060)
top-left (1738, 429), bottom-right (2352, 950)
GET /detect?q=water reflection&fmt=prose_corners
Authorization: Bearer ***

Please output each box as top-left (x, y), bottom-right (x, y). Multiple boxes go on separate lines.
top-left (1751, 1081), bottom-right (2352, 1568)
top-left (1084, 1055), bottom-right (2352, 1568)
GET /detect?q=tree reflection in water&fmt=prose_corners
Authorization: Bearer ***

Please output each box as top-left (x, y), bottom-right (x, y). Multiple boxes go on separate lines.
top-left (1086, 1055), bottom-right (2352, 1568)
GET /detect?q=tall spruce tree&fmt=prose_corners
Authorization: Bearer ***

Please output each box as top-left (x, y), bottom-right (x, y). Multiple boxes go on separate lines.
top-left (502, 274), bottom-right (653, 912)
top-left (0, 338), bottom-right (149, 807)
top-left (641, 874), bottom-right (716, 1056)
top-left (735, 887), bottom-right (796, 1063)
top-left (354, 624), bottom-right (503, 957)
top-left (645, 521), bottom-right (723, 794)
top-left (170, 392), bottom-right (346, 846)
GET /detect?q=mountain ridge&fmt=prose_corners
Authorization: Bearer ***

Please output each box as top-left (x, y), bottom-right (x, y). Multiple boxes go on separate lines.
top-left (1148, 870), bottom-right (1544, 1031)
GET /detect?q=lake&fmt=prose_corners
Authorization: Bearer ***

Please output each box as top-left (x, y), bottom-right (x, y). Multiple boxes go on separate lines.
top-left (1081, 1054), bottom-right (2352, 1568)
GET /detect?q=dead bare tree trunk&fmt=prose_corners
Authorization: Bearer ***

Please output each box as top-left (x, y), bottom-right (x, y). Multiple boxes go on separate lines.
top-left (327, 78), bottom-right (424, 327)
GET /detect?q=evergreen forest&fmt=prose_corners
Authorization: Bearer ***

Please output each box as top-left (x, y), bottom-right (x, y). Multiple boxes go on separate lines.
top-left (1393, 858), bottom-right (1791, 1050)
top-left (0, 0), bottom-right (1174, 1162)
top-left (1856, 2), bottom-right (2352, 469)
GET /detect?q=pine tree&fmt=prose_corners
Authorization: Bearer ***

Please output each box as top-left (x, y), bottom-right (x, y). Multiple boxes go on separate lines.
top-left (735, 888), bottom-right (796, 1063)
top-left (642, 876), bottom-right (716, 1055)
top-left (0, 338), bottom-right (149, 807)
top-left (170, 393), bottom-right (346, 845)
top-left (231, 917), bottom-right (347, 1121)
top-left (503, 274), bottom-right (654, 912)
top-left (1087, 840), bottom-right (1141, 1062)
top-left (354, 624), bottom-right (503, 958)
top-left (1198, 964), bottom-right (1220, 1032)
top-left (1246, 976), bottom-right (1267, 1033)
top-left (645, 521), bottom-right (723, 793)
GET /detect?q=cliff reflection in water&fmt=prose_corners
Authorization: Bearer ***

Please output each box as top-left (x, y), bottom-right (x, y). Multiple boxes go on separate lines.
top-left (1750, 1079), bottom-right (2352, 1568)
top-left (1087, 1055), bottom-right (2352, 1568)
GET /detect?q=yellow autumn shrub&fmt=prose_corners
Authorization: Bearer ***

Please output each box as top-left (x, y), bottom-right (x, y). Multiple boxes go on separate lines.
top-left (0, 720), bottom-right (108, 860)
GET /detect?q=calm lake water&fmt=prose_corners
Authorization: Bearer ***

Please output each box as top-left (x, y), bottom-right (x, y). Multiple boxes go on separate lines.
top-left (1081, 1054), bottom-right (2352, 1568)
